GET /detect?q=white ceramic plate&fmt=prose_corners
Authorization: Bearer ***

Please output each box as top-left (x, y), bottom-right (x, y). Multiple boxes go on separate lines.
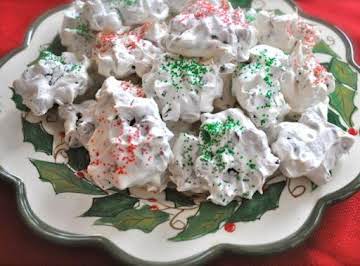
top-left (0, 0), bottom-right (359, 265)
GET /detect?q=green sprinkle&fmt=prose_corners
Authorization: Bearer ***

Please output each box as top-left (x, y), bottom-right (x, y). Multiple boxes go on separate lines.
top-left (161, 56), bottom-right (209, 92)
top-left (75, 21), bottom-right (94, 41)
top-left (199, 116), bottom-right (243, 171)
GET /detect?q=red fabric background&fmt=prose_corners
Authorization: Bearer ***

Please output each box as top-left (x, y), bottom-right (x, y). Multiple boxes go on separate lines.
top-left (0, 1), bottom-right (359, 265)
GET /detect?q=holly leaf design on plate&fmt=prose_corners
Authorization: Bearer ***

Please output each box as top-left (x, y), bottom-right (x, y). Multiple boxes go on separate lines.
top-left (329, 58), bottom-right (358, 89)
top-left (10, 87), bottom-right (29, 112)
top-left (82, 192), bottom-right (138, 217)
top-left (228, 181), bottom-right (286, 223)
top-left (230, 0), bottom-right (252, 8)
top-left (313, 40), bottom-right (339, 58)
top-left (67, 147), bottom-right (90, 171)
top-left (329, 81), bottom-right (357, 127)
top-left (27, 34), bottom-right (67, 66)
top-left (165, 188), bottom-right (195, 207)
top-left (22, 118), bottom-right (53, 155)
top-left (47, 34), bottom-right (67, 56)
top-left (95, 205), bottom-right (169, 233)
top-left (328, 108), bottom-right (346, 131)
top-left (30, 159), bottom-right (105, 195)
top-left (170, 201), bottom-right (238, 241)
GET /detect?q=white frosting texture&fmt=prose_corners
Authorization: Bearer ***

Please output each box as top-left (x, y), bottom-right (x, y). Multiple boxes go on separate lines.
top-left (270, 103), bottom-right (354, 185)
top-left (143, 54), bottom-right (223, 123)
top-left (255, 10), bottom-right (320, 53)
top-left (13, 51), bottom-right (90, 116)
top-left (86, 77), bottom-right (173, 191)
top-left (94, 24), bottom-right (163, 79)
top-left (163, 0), bottom-right (257, 63)
top-left (281, 41), bottom-right (335, 114)
top-left (170, 108), bottom-right (279, 205)
top-left (58, 100), bottom-right (97, 148)
top-left (232, 45), bottom-right (290, 129)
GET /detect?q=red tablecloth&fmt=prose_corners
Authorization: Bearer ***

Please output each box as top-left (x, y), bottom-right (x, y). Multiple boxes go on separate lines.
top-left (0, 1), bottom-right (359, 265)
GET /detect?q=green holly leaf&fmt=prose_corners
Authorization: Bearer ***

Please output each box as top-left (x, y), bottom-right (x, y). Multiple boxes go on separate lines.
top-left (165, 188), bottom-right (195, 208)
top-left (30, 159), bottom-right (105, 195)
top-left (329, 81), bottom-right (357, 127)
top-left (22, 118), bottom-right (53, 155)
top-left (329, 58), bottom-right (358, 89)
top-left (328, 108), bottom-right (346, 131)
top-left (273, 9), bottom-right (285, 15)
top-left (95, 206), bottom-right (169, 233)
top-left (10, 87), bottom-right (29, 112)
top-left (82, 192), bottom-right (138, 217)
top-left (170, 201), bottom-right (238, 241)
top-left (47, 34), bottom-right (67, 56)
top-left (311, 182), bottom-right (318, 191)
top-left (67, 147), bottom-right (90, 171)
top-left (27, 34), bottom-right (66, 66)
top-left (230, 0), bottom-right (252, 8)
top-left (228, 181), bottom-right (286, 223)
top-left (313, 40), bottom-right (339, 58)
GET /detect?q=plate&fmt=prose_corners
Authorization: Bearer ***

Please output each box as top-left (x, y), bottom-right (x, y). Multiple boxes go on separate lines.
top-left (0, 0), bottom-right (360, 265)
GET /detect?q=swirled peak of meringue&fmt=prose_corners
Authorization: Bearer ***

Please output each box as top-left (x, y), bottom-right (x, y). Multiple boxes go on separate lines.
top-left (13, 51), bottom-right (90, 116)
top-left (232, 45), bottom-right (290, 129)
top-left (255, 10), bottom-right (320, 53)
top-left (94, 23), bottom-right (165, 78)
top-left (163, 0), bottom-right (257, 63)
top-left (281, 41), bottom-right (335, 114)
top-left (142, 54), bottom-right (223, 123)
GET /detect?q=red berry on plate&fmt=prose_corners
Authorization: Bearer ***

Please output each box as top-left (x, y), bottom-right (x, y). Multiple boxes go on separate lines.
top-left (224, 223), bottom-right (236, 233)
top-left (75, 171), bottom-right (85, 178)
top-left (348, 128), bottom-right (358, 136)
top-left (150, 205), bottom-right (159, 211)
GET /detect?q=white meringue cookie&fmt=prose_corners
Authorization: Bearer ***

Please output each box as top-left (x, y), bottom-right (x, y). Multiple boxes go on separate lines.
top-left (142, 54), bottom-right (223, 123)
top-left (13, 51), bottom-right (90, 116)
top-left (58, 100), bottom-right (97, 148)
top-left (232, 45), bottom-right (290, 129)
top-left (270, 102), bottom-right (354, 185)
top-left (94, 24), bottom-right (163, 79)
top-left (255, 10), bottom-right (320, 53)
top-left (86, 77), bottom-right (173, 192)
top-left (60, 1), bottom-right (96, 58)
top-left (163, 0), bottom-right (257, 63)
top-left (195, 108), bottom-right (279, 205)
top-left (281, 41), bottom-right (335, 114)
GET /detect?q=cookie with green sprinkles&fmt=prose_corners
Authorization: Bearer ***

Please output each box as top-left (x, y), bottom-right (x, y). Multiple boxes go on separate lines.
top-left (142, 54), bottom-right (223, 123)
top-left (232, 45), bottom-right (290, 129)
top-left (195, 108), bottom-right (279, 205)
top-left (169, 108), bottom-right (279, 206)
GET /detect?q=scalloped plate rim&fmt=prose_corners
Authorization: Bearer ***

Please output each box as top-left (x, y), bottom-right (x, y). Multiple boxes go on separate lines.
top-left (0, 1), bottom-right (359, 265)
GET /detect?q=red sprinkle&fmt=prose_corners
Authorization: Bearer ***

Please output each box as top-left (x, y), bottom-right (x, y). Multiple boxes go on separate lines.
top-left (150, 205), bottom-right (159, 211)
top-left (348, 128), bottom-right (359, 136)
top-left (59, 132), bottom-right (66, 138)
top-left (224, 223), bottom-right (236, 233)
